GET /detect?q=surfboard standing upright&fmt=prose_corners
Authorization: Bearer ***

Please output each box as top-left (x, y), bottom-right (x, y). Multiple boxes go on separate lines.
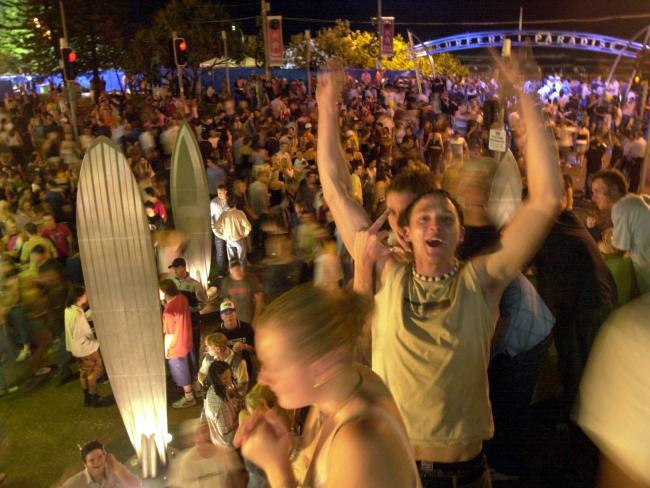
top-left (170, 122), bottom-right (212, 288)
top-left (76, 137), bottom-right (168, 467)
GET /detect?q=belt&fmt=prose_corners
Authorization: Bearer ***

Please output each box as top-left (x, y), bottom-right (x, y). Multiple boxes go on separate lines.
top-left (417, 452), bottom-right (487, 486)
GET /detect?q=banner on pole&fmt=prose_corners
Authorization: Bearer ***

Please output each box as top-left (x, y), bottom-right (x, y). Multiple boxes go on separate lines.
top-left (381, 17), bottom-right (395, 57)
top-left (268, 16), bottom-right (284, 67)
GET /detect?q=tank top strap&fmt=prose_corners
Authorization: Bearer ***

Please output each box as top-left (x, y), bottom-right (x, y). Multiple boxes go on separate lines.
top-left (315, 403), bottom-right (420, 488)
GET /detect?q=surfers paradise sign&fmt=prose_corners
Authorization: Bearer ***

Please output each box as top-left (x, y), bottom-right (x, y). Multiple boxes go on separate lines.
top-left (414, 30), bottom-right (649, 59)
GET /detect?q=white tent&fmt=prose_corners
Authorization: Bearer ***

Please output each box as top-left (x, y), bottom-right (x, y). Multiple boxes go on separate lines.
top-left (199, 56), bottom-right (257, 68)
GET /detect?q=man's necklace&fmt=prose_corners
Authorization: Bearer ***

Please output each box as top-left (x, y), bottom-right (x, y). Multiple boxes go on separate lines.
top-left (411, 259), bottom-right (461, 283)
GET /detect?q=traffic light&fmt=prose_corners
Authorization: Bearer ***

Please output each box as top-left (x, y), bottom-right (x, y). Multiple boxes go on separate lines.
top-left (61, 47), bottom-right (78, 80)
top-left (172, 37), bottom-right (188, 67)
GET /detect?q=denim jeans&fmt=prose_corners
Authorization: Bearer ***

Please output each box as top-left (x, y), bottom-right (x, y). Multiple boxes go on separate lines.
top-left (485, 335), bottom-right (552, 475)
top-left (226, 239), bottom-right (247, 269)
top-left (214, 237), bottom-right (228, 277)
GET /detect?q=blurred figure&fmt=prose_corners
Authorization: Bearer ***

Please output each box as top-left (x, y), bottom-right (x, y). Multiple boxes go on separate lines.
top-left (167, 421), bottom-right (247, 488)
top-left (260, 234), bottom-right (303, 302)
top-left (575, 294), bottom-right (650, 488)
top-left (61, 440), bottom-right (141, 488)
top-left (234, 285), bottom-right (419, 487)
top-left (313, 240), bottom-right (343, 290)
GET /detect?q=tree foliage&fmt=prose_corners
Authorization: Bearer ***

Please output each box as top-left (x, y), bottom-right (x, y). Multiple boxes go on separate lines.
top-left (286, 19), bottom-right (469, 77)
top-left (0, 0), bottom-right (134, 77)
top-left (121, 0), bottom-right (245, 79)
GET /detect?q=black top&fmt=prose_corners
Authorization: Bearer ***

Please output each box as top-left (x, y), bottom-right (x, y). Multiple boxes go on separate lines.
top-left (534, 210), bottom-right (617, 313)
top-left (220, 320), bottom-right (256, 379)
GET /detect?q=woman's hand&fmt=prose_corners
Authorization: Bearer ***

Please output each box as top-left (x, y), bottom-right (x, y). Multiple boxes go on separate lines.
top-left (235, 410), bottom-right (295, 486)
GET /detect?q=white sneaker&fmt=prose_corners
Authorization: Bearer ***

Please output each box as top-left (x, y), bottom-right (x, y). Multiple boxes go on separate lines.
top-left (172, 396), bottom-right (196, 409)
top-left (16, 347), bottom-right (31, 362)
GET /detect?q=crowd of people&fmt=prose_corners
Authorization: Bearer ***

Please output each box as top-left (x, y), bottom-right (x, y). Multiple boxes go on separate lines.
top-left (0, 55), bottom-right (649, 488)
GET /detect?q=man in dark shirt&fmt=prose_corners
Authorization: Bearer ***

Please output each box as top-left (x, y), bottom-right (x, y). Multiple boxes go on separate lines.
top-left (220, 262), bottom-right (264, 325)
top-left (584, 137), bottom-right (607, 199)
top-left (534, 176), bottom-right (617, 415)
top-left (218, 299), bottom-right (256, 384)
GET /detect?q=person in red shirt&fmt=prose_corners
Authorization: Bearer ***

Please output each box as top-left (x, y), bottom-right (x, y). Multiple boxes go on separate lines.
top-left (159, 279), bottom-right (196, 409)
top-left (40, 213), bottom-right (72, 260)
top-left (144, 187), bottom-right (168, 223)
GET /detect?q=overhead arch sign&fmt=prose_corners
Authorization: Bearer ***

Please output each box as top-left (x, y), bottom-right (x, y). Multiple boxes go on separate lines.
top-left (414, 30), bottom-right (649, 58)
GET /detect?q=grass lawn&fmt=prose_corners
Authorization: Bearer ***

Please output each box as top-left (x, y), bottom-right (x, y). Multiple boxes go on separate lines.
top-left (0, 360), bottom-right (202, 488)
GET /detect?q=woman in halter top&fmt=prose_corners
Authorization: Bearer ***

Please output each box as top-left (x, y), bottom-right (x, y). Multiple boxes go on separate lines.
top-left (234, 284), bottom-right (420, 488)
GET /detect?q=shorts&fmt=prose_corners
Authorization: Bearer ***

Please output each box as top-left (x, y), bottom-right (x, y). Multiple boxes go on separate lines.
top-left (79, 350), bottom-right (104, 381)
top-left (168, 353), bottom-right (193, 387)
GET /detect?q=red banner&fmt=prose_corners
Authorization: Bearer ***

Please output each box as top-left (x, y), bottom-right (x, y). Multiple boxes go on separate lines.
top-left (381, 17), bottom-right (394, 57)
top-left (267, 16), bottom-right (284, 67)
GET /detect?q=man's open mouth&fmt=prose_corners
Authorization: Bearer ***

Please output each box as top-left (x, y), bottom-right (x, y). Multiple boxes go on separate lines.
top-left (425, 239), bottom-right (444, 248)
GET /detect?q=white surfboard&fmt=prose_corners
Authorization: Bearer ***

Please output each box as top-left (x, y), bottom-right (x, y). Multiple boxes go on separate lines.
top-left (170, 122), bottom-right (212, 288)
top-left (76, 137), bottom-right (168, 464)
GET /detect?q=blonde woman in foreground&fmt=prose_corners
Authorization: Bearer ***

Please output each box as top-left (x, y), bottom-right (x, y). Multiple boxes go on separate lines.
top-left (234, 284), bottom-right (421, 488)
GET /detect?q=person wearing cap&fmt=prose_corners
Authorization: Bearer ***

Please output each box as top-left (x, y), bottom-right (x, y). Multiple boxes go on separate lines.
top-left (199, 333), bottom-right (249, 395)
top-left (169, 257), bottom-right (208, 378)
top-left (300, 122), bottom-right (314, 152)
top-left (159, 279), bottom-right (196, 409)
top-left (220, 260), bottom-right (264, 325)
top-left (218, 298), bottom-right (256, 385)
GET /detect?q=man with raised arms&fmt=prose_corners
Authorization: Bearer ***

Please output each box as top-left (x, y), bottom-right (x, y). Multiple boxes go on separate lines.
top-left (316, 64), bottom-right (562, 487)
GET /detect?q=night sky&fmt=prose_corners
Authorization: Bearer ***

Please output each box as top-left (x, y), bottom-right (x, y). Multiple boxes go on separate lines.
top-left (231, 0), bottom-right (650, 40)
top-left (138, 0), bottom-right (650, 72)
top-left (139, 0), bottom-right (650, 41)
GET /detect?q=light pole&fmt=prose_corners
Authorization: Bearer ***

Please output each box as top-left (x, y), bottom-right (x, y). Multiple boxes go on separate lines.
top-left (305, 29), bottom-right (312, 98)
top-left (58, 0), bottom-right (78, 143)
top-left (260, 0), bottom-right (271, 80)
top-left (377, 0), bottom-right (382, 70)
top-left (222, 30), bottom-right (231, 94)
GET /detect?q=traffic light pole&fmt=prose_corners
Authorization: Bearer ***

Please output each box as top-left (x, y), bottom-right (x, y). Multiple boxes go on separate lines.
top-left (58, 0), bottom-right (79, 143)
top-left (222, 31), bottom-right (231, 94)
top-left (407, 30), bottom-right (423, 96)
top-left (377, 0), bottom-right (382, 70)
top-left (305, 29), bottom-right (312, 98)
top-left (172, 31), bottom-right (185, 100)
top-left (261, 0), bottom-right (271, 80)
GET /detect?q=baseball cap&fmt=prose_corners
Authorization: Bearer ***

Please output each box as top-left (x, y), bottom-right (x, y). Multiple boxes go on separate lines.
top-left (168, 258), bottom-right (186, 269)
top-left (220, 299), bottom-right (236, 313)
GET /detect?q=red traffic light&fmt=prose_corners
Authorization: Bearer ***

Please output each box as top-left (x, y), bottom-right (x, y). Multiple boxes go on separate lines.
top-left (179, 40), bottom-right (187, 51)
top-left (68, 51), bottom-right (77, 63)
